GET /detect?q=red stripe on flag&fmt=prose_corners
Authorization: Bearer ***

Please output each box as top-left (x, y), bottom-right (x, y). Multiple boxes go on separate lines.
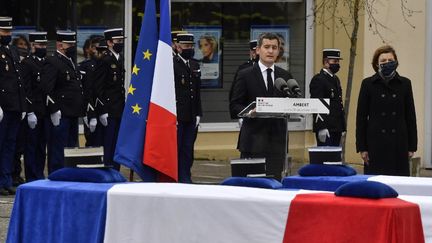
top-left (283, 193), bottom-right (424, 243)
top-left (143, 102), bottom-right (178, 181)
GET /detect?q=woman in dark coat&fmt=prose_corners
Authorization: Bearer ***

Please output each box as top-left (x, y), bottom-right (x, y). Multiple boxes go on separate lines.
top-left (356, 45), bottom-right (417, 176)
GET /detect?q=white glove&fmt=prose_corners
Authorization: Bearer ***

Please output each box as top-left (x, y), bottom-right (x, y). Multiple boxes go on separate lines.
top-left (50, 110), bottom-right (61, 126)
top-left (99, 113), bottom-right (108, 127)
top-left (89, 118), bottom-right (97, 133)
top-left (27, 112), bottom-right (37, 129)
top-left (83, 116), bottom-right (89, 128)
top-left (195, 116), bottom-right (200, 128)
top-left (238, 118), bottom-right (243, 128)
top-left (0, 106), bottom-right (3, 123)
top-left (21, 112), bottom-right (26, 120)
top-left (318, 129), bottom-right (330, 143)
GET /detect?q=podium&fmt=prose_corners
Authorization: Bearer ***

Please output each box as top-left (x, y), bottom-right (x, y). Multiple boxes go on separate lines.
top-left (238, 97), bottom-right (329, 178)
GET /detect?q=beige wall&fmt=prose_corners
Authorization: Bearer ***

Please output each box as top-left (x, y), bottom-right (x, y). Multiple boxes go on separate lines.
top-left (362, 0), bottom-right (426, 164)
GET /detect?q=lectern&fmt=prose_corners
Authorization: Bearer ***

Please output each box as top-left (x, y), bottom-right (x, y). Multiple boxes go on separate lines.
top-left (238, 97), bottom-right (329, 178)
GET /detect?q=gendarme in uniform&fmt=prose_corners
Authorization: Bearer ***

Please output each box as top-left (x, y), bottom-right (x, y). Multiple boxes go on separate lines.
top-left (93, 28), bottom-right (125, 170)
top-left (43, 30), bottom-right (84, 173)
top-left (174, 33), bottom-right (202, 183)
top-left (20, 31), bottom-right (49, 181)
top-left (309, 49), bottom-right (346, 146)
top-left (0, 17), bottom-right (26, 195)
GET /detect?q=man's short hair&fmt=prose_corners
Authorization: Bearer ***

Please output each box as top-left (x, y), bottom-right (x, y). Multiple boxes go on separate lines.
top-left (257, 33), bottom-right (280, 47)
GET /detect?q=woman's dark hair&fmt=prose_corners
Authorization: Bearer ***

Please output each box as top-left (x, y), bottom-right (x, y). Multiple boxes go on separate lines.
top-left (371, 45), bottom-right (398, 72)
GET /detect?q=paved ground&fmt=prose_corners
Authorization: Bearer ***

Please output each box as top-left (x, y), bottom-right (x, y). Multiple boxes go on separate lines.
top-left (1, 160), bottom-right (431, 242)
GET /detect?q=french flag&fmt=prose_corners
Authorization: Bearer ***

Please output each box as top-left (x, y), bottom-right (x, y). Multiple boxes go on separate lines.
top-left (143, 0), bottom-right (178, 182)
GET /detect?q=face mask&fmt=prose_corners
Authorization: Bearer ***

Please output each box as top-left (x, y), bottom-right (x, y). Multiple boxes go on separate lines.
top-left (181, 48), bottom-right (194, 60)
top-left (0, 35), bottom-right (11, 46)
top-left (65, 46), bottom-right (76, 59)
top-left (379, 61), bottom-right (398, 77)
top-left (34, 48), bottom-right (47, 58)
top-left (329, 63), bottom-right (340, 74)
top-left (18, 47), bottom-right (29, 57)
top-left (113, 42), bottom-right (124, 53)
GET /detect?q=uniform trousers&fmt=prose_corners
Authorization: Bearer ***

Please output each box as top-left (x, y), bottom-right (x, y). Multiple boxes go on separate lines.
top-left (24, 117), bottom-right (49, 182)
top-left (47, 117), bottom-right (78, 174)
top-left (0, 112), bottom-right (21, 188)
top-left (84, 122), bottom-right (104, 147)
top-left (102, 117), bottom-right (120, 170)
top-left (177, 120), bottom-right (197, 183)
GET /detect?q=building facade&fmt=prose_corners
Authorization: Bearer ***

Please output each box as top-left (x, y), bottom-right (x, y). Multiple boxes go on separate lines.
top-left (3, 0), bottom-right (431, 169)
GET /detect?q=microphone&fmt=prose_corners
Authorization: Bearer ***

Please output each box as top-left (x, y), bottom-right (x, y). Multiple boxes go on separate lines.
top-left (274, 78), bottom-right (289, 94)
top-left (286, 79), bottom-right (302, 97)
top-left (274, 78), bottom-right (302, 97)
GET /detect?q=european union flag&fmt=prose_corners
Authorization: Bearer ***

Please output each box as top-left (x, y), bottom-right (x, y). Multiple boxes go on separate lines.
top-left (114, 0), bottom-right (158, 180)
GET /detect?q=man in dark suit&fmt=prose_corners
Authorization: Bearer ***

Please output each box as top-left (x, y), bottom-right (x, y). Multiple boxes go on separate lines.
top-left (309, 49), bottom-right (346, 146)
top-left (230, 33), bottom-right (293, 180)
top-left (42, 30), bottom-right (85, 174)
top-left (21, 31), bottom-right (49, 181)
top-left (0, 17), bottom-right (26, 195)
top-left (93, 28), bottom-right (125, 170)
top-left (229, 39), bottom-right (258, 120)
top-left (173, 33), bottom-right (202, 183)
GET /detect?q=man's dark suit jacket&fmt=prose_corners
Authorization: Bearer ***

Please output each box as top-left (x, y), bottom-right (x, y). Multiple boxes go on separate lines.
top-left (229, 64), bottom-right (293, 155)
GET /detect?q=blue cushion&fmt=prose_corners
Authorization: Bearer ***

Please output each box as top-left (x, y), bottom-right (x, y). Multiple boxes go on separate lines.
top-left (221, 177), bottom-right (282, 189)
top-left (298, 164), bottom-right (357, 176)
top-left (335, 181), bottom-right (398, 199)
top-left (48, 168), bottom-right (127, 183)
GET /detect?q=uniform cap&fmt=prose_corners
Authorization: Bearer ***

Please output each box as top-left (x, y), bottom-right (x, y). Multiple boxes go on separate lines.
top-left (0, 17), bottom-right (12, 30)
top-left (171, 30), bottom-right (187, 42)
top-left (104, 28), bottom-right (124, 40)
top-left (56, 30), bottom-right (76, 43)
top-left (177, 33), bottom-right (194, 44)
top-left (323, 48), bottom-right (342, 59)
top-left (249, 40), bottom-right (257, 50)
top-left (96, 39), bottom-right (108, 50)
top-left (29, 32), bottom-right (48, 43)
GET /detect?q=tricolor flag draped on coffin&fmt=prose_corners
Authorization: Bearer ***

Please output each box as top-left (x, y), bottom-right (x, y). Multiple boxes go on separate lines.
top-left (114, 0), bottom-right (178, 181)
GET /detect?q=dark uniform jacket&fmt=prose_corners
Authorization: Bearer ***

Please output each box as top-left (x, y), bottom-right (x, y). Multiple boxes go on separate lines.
top-left (229, 64), bottom-right (292, 154)
top-left (42, 51), bottom-right (84, 117)
top-left (0, 45), bottom-right (26, 112)
top-left (21, 55), bottom-right (47, 117)
top-left (93, 51), bottom-right (125, 118)
top-left (78, 58), bottom-right (97, 119)
top-left (309, 69), bottom-right (346, 133)
top-left (356, 72), bottom-right (417, 176)
top-left (229, 59), bottom-right (256, 118)
top-left (174, 56), bottom-right (202, 122)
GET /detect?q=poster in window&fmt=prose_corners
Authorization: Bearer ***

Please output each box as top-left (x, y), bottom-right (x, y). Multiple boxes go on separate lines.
top-left (251, 26), bottom-right (290, 71)
top-left (185, 26), bottom-right (222, 88)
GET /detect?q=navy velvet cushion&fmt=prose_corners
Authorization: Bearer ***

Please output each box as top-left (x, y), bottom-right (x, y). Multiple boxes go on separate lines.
top-left (221, 177), bottom-right (282, 189)
top-left (298, 164), bottom-right (357, 176)
top-left (48, 168), bottom-right (127, 183)
top-left (335, 181), bottom-right (398, 199)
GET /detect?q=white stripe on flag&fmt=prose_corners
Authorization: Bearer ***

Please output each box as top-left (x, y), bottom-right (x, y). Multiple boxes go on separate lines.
top-left (104, 183), bottom-right (299, 243)
top-left (150, 40), bottom-right (176, 115)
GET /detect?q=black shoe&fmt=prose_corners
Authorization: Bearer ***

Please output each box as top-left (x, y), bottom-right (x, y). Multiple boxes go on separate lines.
top-left (12, 176), bottom-right (25, 186)
top-left (0, 188), bottom-right (9, 196)
top-left (4, 187), bottom-right (16, 195)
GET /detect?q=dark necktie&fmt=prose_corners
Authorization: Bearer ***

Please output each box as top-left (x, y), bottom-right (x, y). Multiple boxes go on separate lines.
top-left (267, 68), bottom-right (274, 95)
